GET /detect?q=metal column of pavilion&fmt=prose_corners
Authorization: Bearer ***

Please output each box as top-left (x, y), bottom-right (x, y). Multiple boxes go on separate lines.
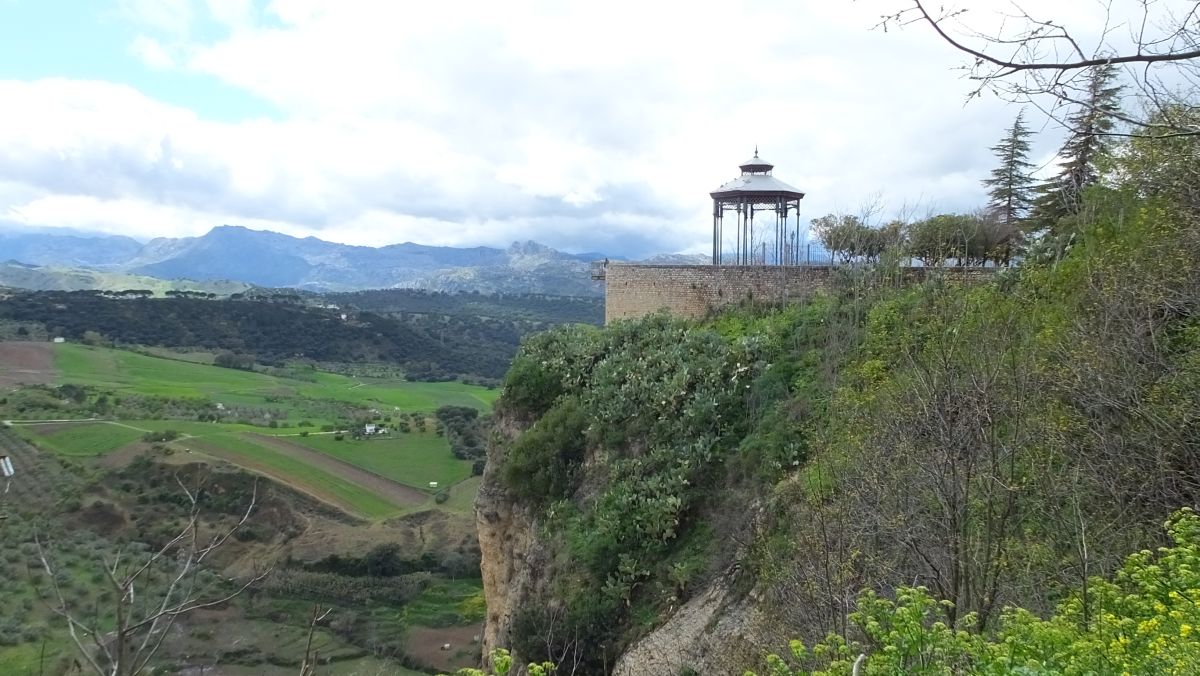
top-left (710, 151), bottom-right (806, 266)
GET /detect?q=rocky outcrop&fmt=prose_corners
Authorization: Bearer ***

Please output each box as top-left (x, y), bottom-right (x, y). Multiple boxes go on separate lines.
top-left (474, 417), bottom-right (547, 668)
top-left (611, 565), bottom-right (780, 675)
top-left (475, 412), bottom-right (778, 674)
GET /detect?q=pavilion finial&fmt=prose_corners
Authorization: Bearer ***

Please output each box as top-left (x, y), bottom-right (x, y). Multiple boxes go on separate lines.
top-left (754, 145), bottom-right (759, 157)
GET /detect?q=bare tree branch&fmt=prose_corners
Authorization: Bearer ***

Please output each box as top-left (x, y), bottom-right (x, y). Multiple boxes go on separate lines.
top-left (33, 475), bottom-right (268, 676)
top-left (879, 1), bottom-right (1200, 136)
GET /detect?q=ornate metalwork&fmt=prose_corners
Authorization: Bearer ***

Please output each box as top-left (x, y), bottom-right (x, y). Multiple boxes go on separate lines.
top-left (710, 150), bottom-right (806, 266)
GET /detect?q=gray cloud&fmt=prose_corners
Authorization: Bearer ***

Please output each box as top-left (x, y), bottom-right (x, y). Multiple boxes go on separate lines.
top-left (1, 0), bottom-right (1109, 257)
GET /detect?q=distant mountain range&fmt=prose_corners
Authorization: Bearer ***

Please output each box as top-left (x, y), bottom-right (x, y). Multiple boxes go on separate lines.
top-left (0, 260), bottom-right (253, 295)
top-left (0, 226), bottom-right (637, 296)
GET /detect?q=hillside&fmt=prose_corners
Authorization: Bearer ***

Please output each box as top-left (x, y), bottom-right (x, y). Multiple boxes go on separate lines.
top-left (475, 128), bottom-right (1200, 672)
top-left (0, 341), bottom-right (496, 673)
top-left (0, 290), bottom-right (601, 382)
top-left (0, 260), bottom-right (252, 295)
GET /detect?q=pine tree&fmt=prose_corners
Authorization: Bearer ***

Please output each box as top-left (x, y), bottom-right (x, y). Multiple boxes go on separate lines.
top-left (983, 110), bottom-right (1036, 227)
top-left (1030, 63), bottom-right (1122, 232)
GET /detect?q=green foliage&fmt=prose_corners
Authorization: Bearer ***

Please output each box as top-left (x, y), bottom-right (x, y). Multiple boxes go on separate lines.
top-left (443, 648), bottom-right (555, 676)
top-left (503, 397), bottom-right (588, 503)
top-left (502, 353), bottom-right (566, 417)
top-left (810, 214), bottom-right (892, 263)
top-left (749, 509), bottom-right (1200, 675)
top-left (457, 592), bottom-right (487, 623)
top-left (498, 307), bottom-right (837, 662)
top-left (904, 213), bottom-right (979, 266)
top-left (141, 429), bottom-right (180, 442)
top-left (982, 110), bottom-right (1036, 229)
top-left (1029, 63), bottom-right (1122, 233)
top-left (0, 288), bottom-right (585, 381)
top-left (265, 570), bottom-right (431, 606)
top-left (213, 350), bottom-right (256, 370)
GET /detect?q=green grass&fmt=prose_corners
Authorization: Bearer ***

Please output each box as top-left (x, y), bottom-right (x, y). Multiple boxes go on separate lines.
top-left (187, 433), bottom-right (404, 519)
top-left (0, 640), bottom-right (71, 675)
top-left (12, 422), bottom-right (143, 456)
top-left (52, 343), bottom-right (497, 418)
top-left (404, 578), bottom-right (484, 628)
top-left (444, 475), bottom-right (482, 513)
top-left (125, 419), bottom-right (290, 438)
top-left (290, 433), bottom-right (472, 491)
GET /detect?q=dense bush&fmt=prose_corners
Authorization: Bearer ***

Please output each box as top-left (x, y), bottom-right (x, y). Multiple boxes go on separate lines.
top-left (141, 429), bottom-right (180, 443)
top-left (502, 397), bottom-right (588, 503)
top-left (266, 570), bottom-right (431, 606)
top-left (0, 291), bottom-right (573, 380)
top-left (496, 309), bottom-right (834, 662)
top-left (749, 510), bottom-right (1200, 675)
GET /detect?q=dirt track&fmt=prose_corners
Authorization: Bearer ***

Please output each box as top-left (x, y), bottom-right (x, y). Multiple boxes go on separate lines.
top-left (245, 433), bottom-right (429, 509)
top-left (0, 341), bottom-right (57, 389)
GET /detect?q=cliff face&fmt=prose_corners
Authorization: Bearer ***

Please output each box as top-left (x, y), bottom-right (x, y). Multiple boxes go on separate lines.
top-left (612, 571), bottom-right (769, 675)
top-left (475, 410), bottom-right (775, 674)
top-left (474, 417), bottom-right (547, 667)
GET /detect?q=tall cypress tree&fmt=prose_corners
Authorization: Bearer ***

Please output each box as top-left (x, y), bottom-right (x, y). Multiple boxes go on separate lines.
top-left (1030, 63), bottom-right (1122, 232)
top-left (983, 110), bottom-right (1036, 227)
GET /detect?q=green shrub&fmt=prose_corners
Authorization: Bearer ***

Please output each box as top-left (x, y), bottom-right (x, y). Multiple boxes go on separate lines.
top-left (141, 429), bottom-right (179, 443)
top-left (502, 398), bottom-right (587, 503)
top-left (502, 352), bottom-right (567, 418)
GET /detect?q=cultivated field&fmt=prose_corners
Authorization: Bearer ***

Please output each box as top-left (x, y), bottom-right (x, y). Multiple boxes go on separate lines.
top-left (0, 339), bottom-right (494, 672)
top-left (11, 421), bottom-right (143, 456)
top-left (287, 432), bottom-right (472, 491)
top-left (13, 418), bottom-right (479, 519)
top-left (53, 343), bottom-right (499, 419)
top-left (2, 343), bottom-right (494, 520)
top-left (0, 340), bottom-right (57, 389)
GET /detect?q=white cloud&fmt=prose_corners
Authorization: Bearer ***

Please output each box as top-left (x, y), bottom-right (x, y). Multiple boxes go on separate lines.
top-left (117, 0), bottom-right (195, 38)
top-left (129, 35), bottom-right (176, 70)
top-left (204, 0), bottom-right (254, 29)
top-left (2, 0), bottom-right (1139, 255)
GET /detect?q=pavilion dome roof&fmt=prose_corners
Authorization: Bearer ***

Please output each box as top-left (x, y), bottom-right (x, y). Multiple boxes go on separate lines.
top-left (711, 149), bottom-right (805, 200)
top-left (738, 152), bottom-right (775, 173)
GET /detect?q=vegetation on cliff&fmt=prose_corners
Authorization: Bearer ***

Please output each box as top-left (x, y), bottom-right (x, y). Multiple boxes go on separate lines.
top-left (487, 112), bottom-right (1200, 672)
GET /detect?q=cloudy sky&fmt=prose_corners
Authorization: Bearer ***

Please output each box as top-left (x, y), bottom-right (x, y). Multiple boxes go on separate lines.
top-left (0, 0), bottom-right (1113, 256)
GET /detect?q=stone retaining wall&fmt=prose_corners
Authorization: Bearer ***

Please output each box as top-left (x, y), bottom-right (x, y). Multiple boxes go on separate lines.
top-left (603, 263), bottom-right (994, 323)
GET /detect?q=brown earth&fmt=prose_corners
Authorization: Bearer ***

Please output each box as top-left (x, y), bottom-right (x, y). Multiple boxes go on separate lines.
top-left (406, 624), bottom-right (484, 673)
top-left (0, 341), bottom-right (57, 389)
top-left (95, 441), bottom-right (156, 470)
top-left (73, 498), bottom-right (128, 536)
top-left (16, 421), bottom-right (75, 435)
top-left (246, 433), bottom-right (429, 508)
top-left (183, 437), bottom-right (365, 517)
top-left (288, 508), bottom-right (477, 562)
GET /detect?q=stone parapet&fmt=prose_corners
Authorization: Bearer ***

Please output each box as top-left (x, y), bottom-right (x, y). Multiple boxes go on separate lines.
top-left (602, 263), bottom-right (993, 323)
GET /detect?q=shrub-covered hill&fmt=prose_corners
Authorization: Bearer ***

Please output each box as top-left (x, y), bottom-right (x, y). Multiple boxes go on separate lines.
top-left (0, 290), bottom-right (598, 381)
top-left (478, 131), bottom-right (1200, 673)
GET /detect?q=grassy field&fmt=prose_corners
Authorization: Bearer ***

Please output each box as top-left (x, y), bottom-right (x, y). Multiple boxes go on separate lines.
top-left (291, 433), bottom-right (472, 491)
top-left (52, 343), bottom-right (498, 418)
top-left (444, 475), bottom-right (483, 513)
top-left (185, 433), bottom-right (404, 519)
top-left (12, 422), bottom-right (144, 456)
top-left (7, 344), bottom-right (495, 520)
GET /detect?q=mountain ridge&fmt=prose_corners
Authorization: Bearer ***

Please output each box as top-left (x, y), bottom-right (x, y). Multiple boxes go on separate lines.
top-left (1, 225), bottom-right (627, 296)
